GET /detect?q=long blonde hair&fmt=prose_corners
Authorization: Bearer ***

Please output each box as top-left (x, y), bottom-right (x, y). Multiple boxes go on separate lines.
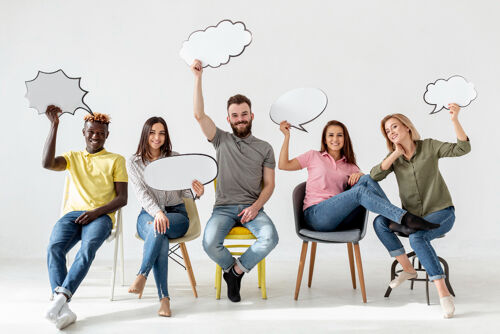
top-left (380, 114), bottom-right (420, 152)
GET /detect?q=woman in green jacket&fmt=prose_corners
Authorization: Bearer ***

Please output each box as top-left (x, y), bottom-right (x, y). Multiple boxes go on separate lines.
top-left (371, 103), bottom-right (470, 318)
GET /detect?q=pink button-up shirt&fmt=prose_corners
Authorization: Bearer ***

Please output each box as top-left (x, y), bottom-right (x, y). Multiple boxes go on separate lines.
top-left (296, 150), bottom-right (360, 211)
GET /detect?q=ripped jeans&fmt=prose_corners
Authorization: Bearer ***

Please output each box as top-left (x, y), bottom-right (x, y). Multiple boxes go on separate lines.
top-left (136, 203), bottom-right (189, 299)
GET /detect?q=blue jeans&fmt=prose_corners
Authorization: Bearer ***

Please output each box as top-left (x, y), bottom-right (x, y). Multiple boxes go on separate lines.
top-left (47, 211), bottom-right (112, 300)
top-left (373, 206), bottom-right (455, 281)
top-left (202, 205), bottom-right (279, 273)
top-left (304, 175), bottom-right (406, 232)
top-left (137, 203), bottom-right (189, 300)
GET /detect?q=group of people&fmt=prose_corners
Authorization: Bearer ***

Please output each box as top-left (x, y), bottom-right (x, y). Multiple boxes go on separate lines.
top-left (42, 60), bottom-right (470, 329)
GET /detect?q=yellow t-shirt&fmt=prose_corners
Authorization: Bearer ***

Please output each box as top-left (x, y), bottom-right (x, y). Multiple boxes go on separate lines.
top-left (62, 149), bottom-right (128, 226)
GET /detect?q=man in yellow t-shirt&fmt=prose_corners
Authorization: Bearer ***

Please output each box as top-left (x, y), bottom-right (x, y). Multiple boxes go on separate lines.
top-left (42, 105), bottom-right (128, 330)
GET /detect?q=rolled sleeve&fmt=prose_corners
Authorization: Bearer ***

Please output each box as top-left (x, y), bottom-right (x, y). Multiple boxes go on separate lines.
top-left (370, 162), bottom-right (393, 181)
top-left (432, 138), bottom-right (472, 158)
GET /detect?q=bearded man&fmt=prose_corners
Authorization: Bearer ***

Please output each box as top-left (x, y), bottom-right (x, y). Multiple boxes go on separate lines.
top-left (190, 60), bottom-right (279, 302)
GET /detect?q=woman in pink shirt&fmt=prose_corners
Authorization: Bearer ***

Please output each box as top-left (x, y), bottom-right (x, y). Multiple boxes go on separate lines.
top-left (278, 120), bottom-right (439, 233)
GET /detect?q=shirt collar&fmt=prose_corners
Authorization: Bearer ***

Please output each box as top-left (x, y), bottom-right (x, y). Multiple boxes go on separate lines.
top-left (233, 133), bottom-right (254, 144)
top-left (321, 151), bottom-right (347, 162)
top-left (84, 148), bottom-right (107, 157)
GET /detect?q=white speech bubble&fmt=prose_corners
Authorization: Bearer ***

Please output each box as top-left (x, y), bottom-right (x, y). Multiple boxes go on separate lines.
top-left (423, 75), bottom-right (477, 114)
top-left (269, 88), bottom-right (328, 132)
top-left (179, 19), bottom-right (252, 68)
top-left (144, 154), bottom-right (218, 193)
top-left (25, 69), bottom-right (93, 116)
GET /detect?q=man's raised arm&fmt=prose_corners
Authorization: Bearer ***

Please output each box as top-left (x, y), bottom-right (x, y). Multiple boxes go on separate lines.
top-left (191, 60), bottom-right (216, 141)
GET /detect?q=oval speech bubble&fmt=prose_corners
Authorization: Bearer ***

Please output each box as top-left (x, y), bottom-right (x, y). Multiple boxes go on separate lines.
top-left (144, 154), bottom-right (218, 191)
top-left (423, 75), bottom-right (477, 114)
top-left (269, 87), bottom-right (328, 132)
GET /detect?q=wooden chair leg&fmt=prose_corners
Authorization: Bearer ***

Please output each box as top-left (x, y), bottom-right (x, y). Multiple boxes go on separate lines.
top-left (308, 242), bottom-right (317, 288)
top-left (347, 243), bottom-right (356, 289)
top-left (353, 243), bottom-right (367, 303)
top-left (179, 243), bottom-right (197, 298)
top-left (294, 241), bottom-right (308, 300)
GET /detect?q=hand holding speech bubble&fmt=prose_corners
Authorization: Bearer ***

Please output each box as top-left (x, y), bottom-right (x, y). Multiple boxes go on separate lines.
top-left (423, 75), bottom-right (477, 114)
top-left (179, 19), bottom-right (252, 68)
top-left (144, 154), bottom-right (218, 194)
top-left (270, 88), bottom-right (328, 132)
top-left (25, 69), bottom-right (93, 116)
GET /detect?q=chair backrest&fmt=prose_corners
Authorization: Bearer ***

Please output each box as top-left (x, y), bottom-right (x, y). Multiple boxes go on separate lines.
top-left (292, 181), bottom-right (369, 239)
top-left (292, 182), bottom-right (307, 236)
top-left (169, 197), bottom-right (201, 243)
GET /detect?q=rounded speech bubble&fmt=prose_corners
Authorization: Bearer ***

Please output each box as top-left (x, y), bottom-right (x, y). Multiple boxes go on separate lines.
top-left (423, 75), bottom-right (477, 114)
top-left (269, 88), bottom-right (328, 132)
top-left (25, 69), bottom-right (93, 116)
top-left (179, 19), bottom-right (252, 69)
top-left (144, 153), bottom-right (218, 192)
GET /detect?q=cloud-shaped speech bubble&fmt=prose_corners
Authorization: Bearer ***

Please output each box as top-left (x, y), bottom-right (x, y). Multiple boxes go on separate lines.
top-left (179, 19), bottom-right (252, 68)
top-left (144, 154), bottom-right (218, 193)
top-left (25, 69), bottom-right (93, 116)
top-left (423, 75), bottom-right (477, 114)
top-left (269, 88), bottom-right (328, 132)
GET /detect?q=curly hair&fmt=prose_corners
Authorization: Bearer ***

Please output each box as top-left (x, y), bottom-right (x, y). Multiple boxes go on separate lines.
top-left (83, 113), bottom-right (111, 125)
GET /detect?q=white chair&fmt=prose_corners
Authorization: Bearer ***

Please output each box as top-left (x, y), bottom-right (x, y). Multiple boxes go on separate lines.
top-left (135, 197), bottom-right (201, 297)
top-left (62, 176), bottom-right (125, 301)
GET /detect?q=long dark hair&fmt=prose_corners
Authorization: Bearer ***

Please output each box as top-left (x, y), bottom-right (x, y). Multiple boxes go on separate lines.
top-left (135, 116), bottom-right (172, 163)
top-left (320, 120), bottom-right (357, 166)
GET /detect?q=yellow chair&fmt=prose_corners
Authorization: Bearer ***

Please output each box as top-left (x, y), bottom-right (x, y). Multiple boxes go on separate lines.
top-left (213, 181), bottom-right (267, 299)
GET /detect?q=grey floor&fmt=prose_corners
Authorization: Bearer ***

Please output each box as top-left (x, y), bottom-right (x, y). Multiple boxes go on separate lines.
top-left (0, 255), bottom-right (498, 333)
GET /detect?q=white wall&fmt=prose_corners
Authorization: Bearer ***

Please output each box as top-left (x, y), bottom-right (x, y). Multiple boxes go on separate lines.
top-left (1, 0), bottom-right (498, 263)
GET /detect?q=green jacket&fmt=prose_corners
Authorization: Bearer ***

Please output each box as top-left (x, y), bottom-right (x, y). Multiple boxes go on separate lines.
top-left (370, 138), bottom-right (471, 217)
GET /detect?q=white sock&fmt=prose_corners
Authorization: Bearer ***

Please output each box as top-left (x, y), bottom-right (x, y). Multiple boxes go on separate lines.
top-left (389, 271), bottom-right (417, 289)
top-left (440, 295), bottom-right (455, 319)
top-left (45, 293), bottom-right (66, 322)
top-left (55, 303), bottom-right (77, 329)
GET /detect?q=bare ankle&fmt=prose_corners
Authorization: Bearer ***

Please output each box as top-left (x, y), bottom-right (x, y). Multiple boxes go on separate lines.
top-left (233, 264), bottom-right (243, 275)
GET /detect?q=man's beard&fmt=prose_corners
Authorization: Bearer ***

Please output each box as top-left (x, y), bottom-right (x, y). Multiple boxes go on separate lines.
top-left (230, 120), bottom-right (252, 138)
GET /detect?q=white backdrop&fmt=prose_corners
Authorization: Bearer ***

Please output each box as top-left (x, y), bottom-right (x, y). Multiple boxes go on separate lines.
top-left (0, 0), bottom-right (498, 263)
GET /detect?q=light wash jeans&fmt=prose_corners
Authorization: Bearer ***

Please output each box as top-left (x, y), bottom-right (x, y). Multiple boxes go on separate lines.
top-left (136, 203), bottom-right (189, 300)
top-left (202, 205), bottom-right (279, 273)
top-left (304, 175), bottom-right (406, 232)
top-left (47, 211), bottom-right (112, 300)
top-left (373, 206), bottom-right (455, 281)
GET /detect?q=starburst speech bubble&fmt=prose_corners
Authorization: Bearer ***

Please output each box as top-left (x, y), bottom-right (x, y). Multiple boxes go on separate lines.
top-left (25, 69), bottom-right (93, 116)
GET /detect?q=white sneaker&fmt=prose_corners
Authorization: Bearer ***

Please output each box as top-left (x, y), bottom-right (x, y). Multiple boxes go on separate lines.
top-left (440, 295), bottom-right (455, 319)
top-left (45, 293), bottom-right (66, 322)
top-left (55, 303), bottom-right (77, 329)
top-left (389, 271), bottom-right (417, 289)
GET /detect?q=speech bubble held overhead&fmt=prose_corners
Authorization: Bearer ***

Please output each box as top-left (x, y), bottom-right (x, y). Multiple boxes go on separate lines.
top-left (270, 88), bottom-right (328, 132)
top-left (144, 154), bottom-right (218, 192)
top-left (179, 19), bottom-right (252, 68)
top-left (25, 69), bottom-right (93, 116)
top-left (423, 75), bottom-right (477, 114)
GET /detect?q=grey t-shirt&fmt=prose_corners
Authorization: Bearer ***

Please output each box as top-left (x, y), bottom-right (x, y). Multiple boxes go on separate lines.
top-left (210, 127), bottom-right (275, 206)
